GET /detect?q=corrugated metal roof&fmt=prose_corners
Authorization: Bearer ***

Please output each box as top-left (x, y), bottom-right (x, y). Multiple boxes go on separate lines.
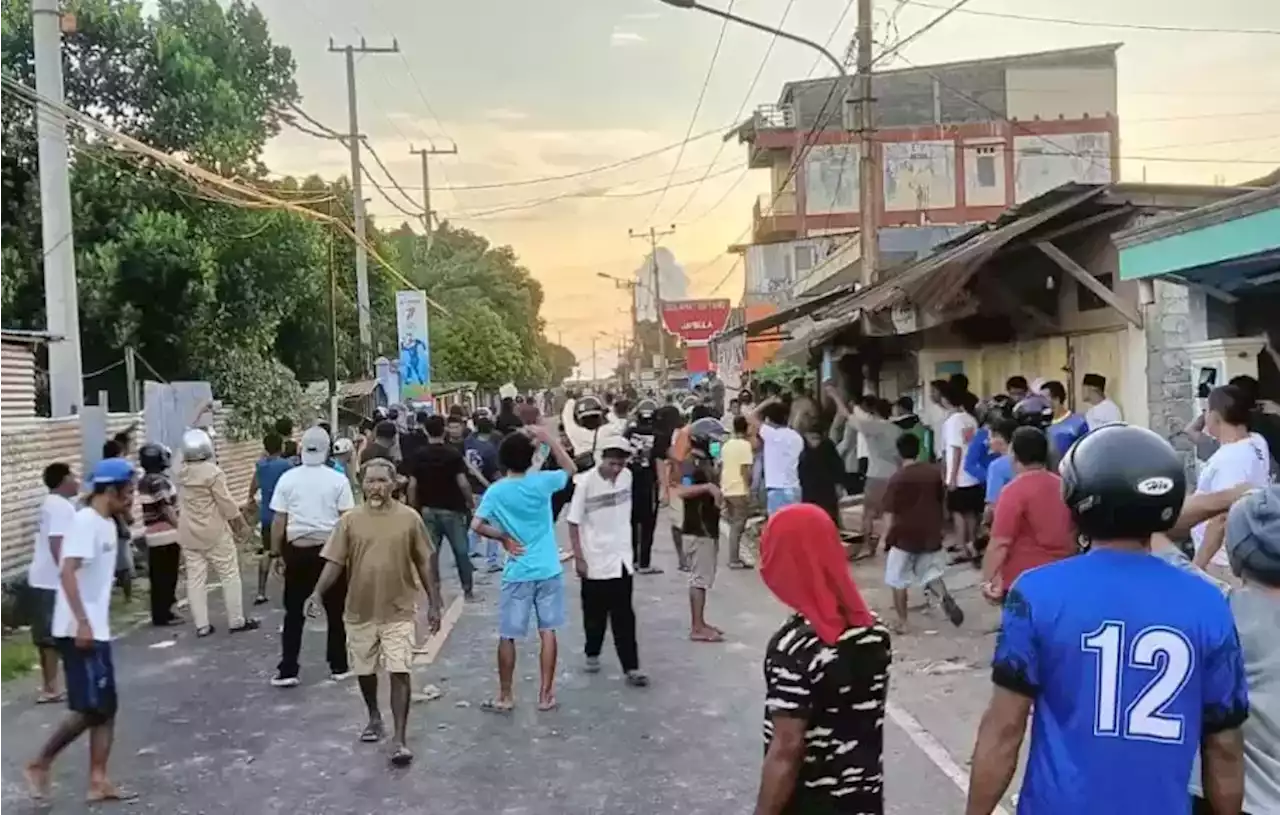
top-left (818, 186), bottom-right (1108, 327)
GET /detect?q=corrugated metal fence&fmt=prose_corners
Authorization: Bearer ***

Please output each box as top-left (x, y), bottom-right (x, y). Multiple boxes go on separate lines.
top-left (0, 410), bottom-right (263, 581)
top-left (1, 343), bottom-right (38, 419)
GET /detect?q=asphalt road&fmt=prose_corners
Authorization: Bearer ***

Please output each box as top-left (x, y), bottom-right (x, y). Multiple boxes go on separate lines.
top-left (1, 516), bottom-right (978, 814)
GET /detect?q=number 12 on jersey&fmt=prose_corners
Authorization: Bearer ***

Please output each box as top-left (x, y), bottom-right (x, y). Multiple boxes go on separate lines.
top-left (1081, 621), bottom-right (1194, 744)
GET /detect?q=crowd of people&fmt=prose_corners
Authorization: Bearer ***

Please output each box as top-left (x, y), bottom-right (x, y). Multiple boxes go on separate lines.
top-left (17, 370), bottom-right (1279, 814)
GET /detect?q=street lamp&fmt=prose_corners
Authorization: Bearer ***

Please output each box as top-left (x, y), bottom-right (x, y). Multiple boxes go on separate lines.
top-left (657, 0), bottom-right (845, 75)
top-left (656, 0), bottom-right (878, 286)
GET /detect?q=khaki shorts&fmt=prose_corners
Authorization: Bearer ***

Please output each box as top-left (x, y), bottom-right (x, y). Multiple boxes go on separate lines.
top-left (687, 535), bottom-right (719, 590)
top-left (669, 494), bottom-right (684, 528)
top-left (346, 619), bottom-right (415, 675)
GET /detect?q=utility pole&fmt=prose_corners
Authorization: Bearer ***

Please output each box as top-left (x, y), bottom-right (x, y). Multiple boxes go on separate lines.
top-left (124, 347), bottom-right (139, 414)
top-left (327, 200), bottom-right (340, 432)
top-left (33, 0), bottom-right (82, 416)
top-left (855, 0), bottom-right (878, 287)
top-left (628, 225), bottom-right (676, 388)
top-left (591, 335), bottom-right (598, 384)
top-left (410, 144), bottom-right (458, 251)
top-left (329, 37), bottom-right (399, 373)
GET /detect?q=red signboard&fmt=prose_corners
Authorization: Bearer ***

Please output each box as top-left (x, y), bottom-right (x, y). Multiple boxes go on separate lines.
top-left (660, 299), bottom-right (731, 342)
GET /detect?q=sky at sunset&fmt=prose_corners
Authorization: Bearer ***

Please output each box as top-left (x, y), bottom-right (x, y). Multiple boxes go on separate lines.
top-left (253, 0), bottom-right (1280, 376)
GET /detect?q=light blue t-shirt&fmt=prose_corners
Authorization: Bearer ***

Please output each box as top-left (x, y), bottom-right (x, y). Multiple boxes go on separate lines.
top-left (1046, 413), bottom-right (1088, 458)
top-left (475, 470), bottom-right (569, 583)
top-left (985, 454), bottom-right (1015, 505)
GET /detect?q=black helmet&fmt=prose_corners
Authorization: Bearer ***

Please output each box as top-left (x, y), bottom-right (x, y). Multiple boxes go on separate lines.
top-left (1060, 423), bottom-right (1186, 540)
top-left (573, 395), bottom-right (606, 431)
top-left (138, 442), bottom-right (170, 474)
top-left (688, 416), bottom-right (728, 457)
top-left (1227, 487), bottom-right (1280, 586)
top-left (635, 398), bottom-right (657, 419)
top-left (1013, 393), bottom-right (1052, 430)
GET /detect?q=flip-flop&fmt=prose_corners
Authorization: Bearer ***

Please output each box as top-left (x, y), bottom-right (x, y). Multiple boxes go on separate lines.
top-left (690, 630), bottom-right (725, 643)
top-left (86, 785), bottom-right (139, 803)
top-left (360, 721), bottom-right (385, 742)
top-left (389, 745), bottom-right (414, 767)
top-left (35, 692), bottom-right (65, 705)
top-left (537, 698), bottom-right (559, 712)
top-left (727, 561), bottom-right (753, 570)
top-left (480, 699), bottom-right (514, 715)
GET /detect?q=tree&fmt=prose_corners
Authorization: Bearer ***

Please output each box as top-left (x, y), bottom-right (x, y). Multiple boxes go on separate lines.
top-left (430, 302), bottom-right (523, 389)
top-left (544, 342), bottom-right (577, 386)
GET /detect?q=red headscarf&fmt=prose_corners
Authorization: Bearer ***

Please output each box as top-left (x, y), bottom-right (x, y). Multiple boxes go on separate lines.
top-left (760, 504), bottom-right (875, 645)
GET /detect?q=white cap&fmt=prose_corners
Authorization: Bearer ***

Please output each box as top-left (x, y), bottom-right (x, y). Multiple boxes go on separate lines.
top-left (300, 426), bottom-right (331, 466)
top-left (597, 432), bottom-right (632, 456)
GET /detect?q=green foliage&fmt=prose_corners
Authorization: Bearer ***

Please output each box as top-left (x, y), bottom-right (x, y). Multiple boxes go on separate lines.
top-left (1, 0), bottom-right (563, 426)
top-left (544, 342), bottom-right (577, 386)
top-left (754, 361), bottom-right (811, 389)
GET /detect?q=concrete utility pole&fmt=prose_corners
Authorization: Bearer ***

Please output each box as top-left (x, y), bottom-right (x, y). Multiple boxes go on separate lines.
top-left (855, 0), bottom-right (878, 287)
top-left (33, 0), bottom-right (83, 416)
top-left (628, 225), bottom-right (676, 388)
top-left (329, 37), bottom-right (399, 372)
top-left (410, 143), bottom-right (458, 251)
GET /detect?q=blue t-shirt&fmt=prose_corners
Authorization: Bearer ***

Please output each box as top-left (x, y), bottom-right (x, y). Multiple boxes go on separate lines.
top-left (255, 456), bottom-right (294, 525)
top-left (963, 426), bottom-right (999, 484)
top-left (475, 470), bottom-right (569, 583)
top-left (993, 549), bottom-right (1248, 815)
top-left (984, 454), bottom-right (1014, 505)
top-left (1046, 413), bottom-right (1088, 458)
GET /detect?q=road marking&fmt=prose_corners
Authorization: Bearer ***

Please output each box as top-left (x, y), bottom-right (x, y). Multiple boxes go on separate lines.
top-left (885, 699), bottom-right (1011, 815)
top-left (412, 594), bottom-right (465, 666)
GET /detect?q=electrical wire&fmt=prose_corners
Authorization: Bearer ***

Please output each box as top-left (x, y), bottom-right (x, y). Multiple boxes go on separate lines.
top-left (1, 75), bottom-right (449, 315)
top-left (898, 0), bottom-right (1280, 36)
top-left (669, 0), bottom-right (797, 222)
top-left (360, 136), bottom-right (427, 216)
top-left (647, 0), bottom-right (738, 223)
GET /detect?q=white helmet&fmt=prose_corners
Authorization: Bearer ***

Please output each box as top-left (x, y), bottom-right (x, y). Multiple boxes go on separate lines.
top-left (333, 437), bottom-right (354, 456)
top-left (181, 428), bottom-right (215, 462)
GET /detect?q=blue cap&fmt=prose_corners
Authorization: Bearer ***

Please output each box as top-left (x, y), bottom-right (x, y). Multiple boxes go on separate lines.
top-left (90, 457), bottom-right (135, 485)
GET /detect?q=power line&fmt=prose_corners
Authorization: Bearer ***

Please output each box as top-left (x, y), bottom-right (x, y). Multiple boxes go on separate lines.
top-left (899, 0), bottom-right (1280, 36)
top-left (360, 136), bottom-right (426, 214)
top-left (669, 0), bottom-right (798, 222)
top-left (648, 0), bottom-right (738, 222)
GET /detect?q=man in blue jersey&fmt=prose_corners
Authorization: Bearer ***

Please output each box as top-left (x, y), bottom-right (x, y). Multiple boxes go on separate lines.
top-left (966, 423), bottom-right (1249, 815)
top-left (1042, 379), bottom-right (1088, 458)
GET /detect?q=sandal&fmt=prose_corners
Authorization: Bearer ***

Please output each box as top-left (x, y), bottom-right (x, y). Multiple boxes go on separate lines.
top-left (86, 784), bottom-right (139, 803)
top-left (360, 720), bottom-right (385, 743)
top-left (252, 595), bottom-right (269, 606)
top-left (229, 618), bottom-right (261, 634)
top-left (195, 625), bottom-right (216, 638)
top-left (480, 699), bottom-right (514, 715)
top-left (727, 561), bottom-right (753, 570)
top-left (35, 691), bottom-right (65, 705)
top-left (690, 629), bottom-right (725, 643)
top-left (389, 744), bottom-right (414, 767)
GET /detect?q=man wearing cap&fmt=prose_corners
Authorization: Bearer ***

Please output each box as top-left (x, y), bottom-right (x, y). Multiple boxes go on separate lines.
top-left (567, 433), bottom-right (648, 687)
top-left (269, 426), bottom-right (356, 686)
top-left (25, 458), bottom-right (137, 803)
top-left (1081, 372), bottom-right (1122, 428)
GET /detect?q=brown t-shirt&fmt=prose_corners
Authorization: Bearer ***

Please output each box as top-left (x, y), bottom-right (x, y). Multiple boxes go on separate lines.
top-left (320, 502), bottom-right (434, 625)
top-left (882, 461), bottom-right (947, 554)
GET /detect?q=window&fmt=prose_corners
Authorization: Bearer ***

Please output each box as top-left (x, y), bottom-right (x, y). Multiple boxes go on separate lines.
top-left (976, 154), bottom-right (997, 188)
top-left (1077, 273), bottom-right (1114, 312)
top-left (794, 244), bottom-right (816, 273)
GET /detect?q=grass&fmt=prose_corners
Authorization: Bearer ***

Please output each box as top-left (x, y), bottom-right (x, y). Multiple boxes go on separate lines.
top-left (1, 637), bottom-right (39, 682)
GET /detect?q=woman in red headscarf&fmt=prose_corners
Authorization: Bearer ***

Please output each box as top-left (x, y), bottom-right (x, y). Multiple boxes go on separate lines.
top-left (754, 504), bottom-right (891, 815)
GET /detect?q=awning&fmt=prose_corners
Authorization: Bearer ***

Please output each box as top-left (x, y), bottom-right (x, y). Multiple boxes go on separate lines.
top-left (773, 316), bottom-right (849, 362)
top-left (818, 185), bottom-right (1108, 327)
top-left (715, 284), bottom-right (856, 342)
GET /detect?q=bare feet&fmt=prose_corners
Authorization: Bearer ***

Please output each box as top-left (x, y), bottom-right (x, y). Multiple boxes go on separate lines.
top-left (24, 763), bottom-right (50, 800)
top-left (889, 618), bottom-right (909, 635)
top-left (86, 780), bottom-right (138, 802)
top-left (537, 695), bottom-right (558, 711)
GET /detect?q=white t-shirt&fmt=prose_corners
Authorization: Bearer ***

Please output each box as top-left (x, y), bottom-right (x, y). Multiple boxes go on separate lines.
top-left (924, 401), bottom-right (948, 460)
top-left (1085, 398), bottom-right (1123, 428)
top-left (759, 423), bottom-right (803, 491)
top-left (29, 493), bottom-right (77, 590)
top-left (270, 464), bottom-right (355, 542)
top-left (52, 507), bottom-right (119, 641)
top-left (942, 410), bottom-right (980, 488)
top-left (1192, 434), bottom-right (1272, 566)
top-left (566, 466), bottom-right (634, 579)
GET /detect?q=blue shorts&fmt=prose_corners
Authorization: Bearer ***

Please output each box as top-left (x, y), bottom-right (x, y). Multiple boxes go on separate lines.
top-left (57, 638), bottom-right (118, 722)
top-left (766, 487), bottom-right (802, 516)
top-left (498, 575), bottom-right (565, 640)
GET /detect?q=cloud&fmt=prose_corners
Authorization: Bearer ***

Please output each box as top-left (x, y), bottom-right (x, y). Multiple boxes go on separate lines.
top-left (483, 108), bottom-right (529, 122)
top-left (610, 29), bottom-right (645, 46)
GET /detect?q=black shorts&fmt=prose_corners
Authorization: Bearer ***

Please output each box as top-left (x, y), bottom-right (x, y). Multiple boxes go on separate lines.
top-left (28, 588), bottom-right (57, 648)
top-left (946, 485), bottom-right (984, 516)
top-left (57, 638), bottom-right (118, 723)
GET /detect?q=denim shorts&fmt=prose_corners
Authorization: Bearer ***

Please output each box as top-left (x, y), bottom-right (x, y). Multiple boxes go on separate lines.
top-left (498, 575), bottom-right (566, 640)
top-left (766, 487), bottom-right (802, 516)
top-left (57, 638), bottom-right (118, 723)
